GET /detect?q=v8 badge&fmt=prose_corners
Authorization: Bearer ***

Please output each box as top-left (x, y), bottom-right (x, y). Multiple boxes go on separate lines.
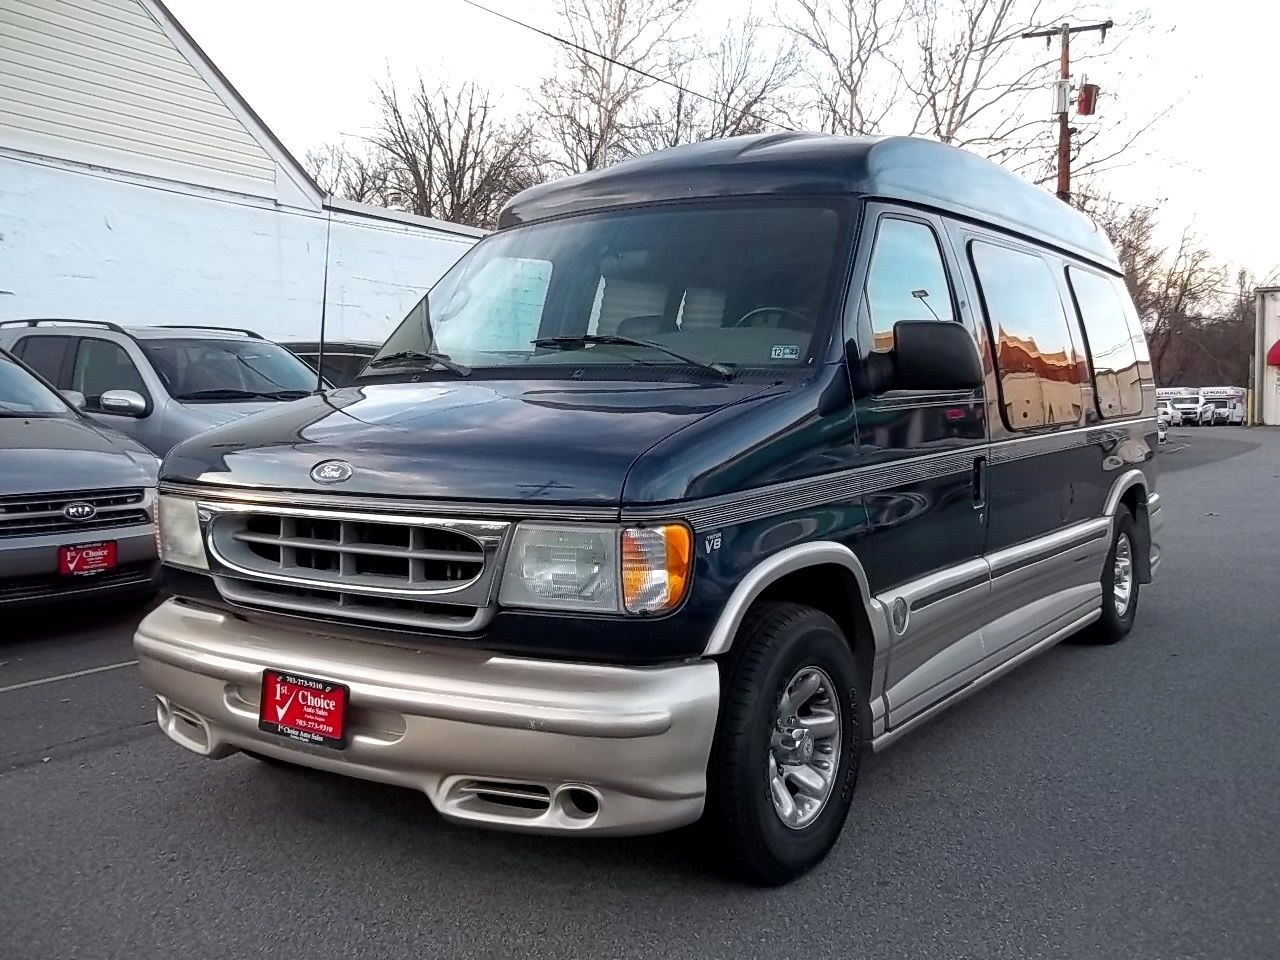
top-left (704, 532), bottom-right (722, 554)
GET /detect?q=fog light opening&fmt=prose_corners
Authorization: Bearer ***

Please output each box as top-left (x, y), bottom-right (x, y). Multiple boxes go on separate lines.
top-left (559, 786), bottom-right (601, 820)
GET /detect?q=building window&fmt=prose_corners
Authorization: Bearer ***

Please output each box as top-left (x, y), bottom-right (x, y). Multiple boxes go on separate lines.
top-left (970, 241), bottom-right (1085, 430)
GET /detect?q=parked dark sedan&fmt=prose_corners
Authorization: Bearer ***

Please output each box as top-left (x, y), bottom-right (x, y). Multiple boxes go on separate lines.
top-left (0, 346), bottom-right (162, 607)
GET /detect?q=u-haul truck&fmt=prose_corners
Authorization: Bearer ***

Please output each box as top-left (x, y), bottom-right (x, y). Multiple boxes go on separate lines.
top-left (1156, 387), bottom-right (1210, 426)
top-left (1200, 386), bottom-right (1246, 425)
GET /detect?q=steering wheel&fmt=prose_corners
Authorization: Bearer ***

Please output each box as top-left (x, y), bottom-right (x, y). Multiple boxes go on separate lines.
top-left (732, 307), bottom-right (812, 331)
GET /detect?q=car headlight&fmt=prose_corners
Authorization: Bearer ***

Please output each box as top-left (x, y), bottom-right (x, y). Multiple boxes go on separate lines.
top-left (157, 495), bottom-right (208, 570)
top-left (498, 522), bottom-right (691, 615)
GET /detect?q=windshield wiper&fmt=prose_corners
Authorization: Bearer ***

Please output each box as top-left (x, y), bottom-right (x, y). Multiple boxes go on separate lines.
top-left (366, 350), bottom-right (471, 376)
top-left (174, 388), bottom-right (309, 401)
top-left (531, 335), bottom-right (733, 379)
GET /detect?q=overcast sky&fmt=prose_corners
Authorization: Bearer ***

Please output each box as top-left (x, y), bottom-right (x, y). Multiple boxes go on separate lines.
top-left (166, 0), bottom-right (1277, 277)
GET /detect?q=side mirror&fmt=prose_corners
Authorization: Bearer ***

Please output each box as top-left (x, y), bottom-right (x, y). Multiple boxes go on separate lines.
top-left (891, 320), bottom-right (984, 391)
top-left (99, 389), bottom-right (148, 417)
top-left (60, 389), bottom-right (86, 409)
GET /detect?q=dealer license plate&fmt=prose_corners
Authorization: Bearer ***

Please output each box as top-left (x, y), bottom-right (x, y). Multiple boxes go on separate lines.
top-left (59, 541), bottom-right (117, 577)
top-left (258, 670), bottom-right (349, 748)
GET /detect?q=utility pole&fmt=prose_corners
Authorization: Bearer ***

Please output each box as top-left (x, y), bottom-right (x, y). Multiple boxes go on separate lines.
top-left (1022, 19), bottom-right (1113, 204)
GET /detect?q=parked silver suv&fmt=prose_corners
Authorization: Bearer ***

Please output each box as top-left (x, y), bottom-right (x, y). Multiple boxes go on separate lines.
top-left (0, 321), bottom-right (323, 455)
top-left (1, 346), bottom-right (161, 607)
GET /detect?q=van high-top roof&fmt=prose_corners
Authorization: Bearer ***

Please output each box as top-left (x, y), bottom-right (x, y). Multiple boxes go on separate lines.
top-left (500, 133), bottom-right (1119, 273)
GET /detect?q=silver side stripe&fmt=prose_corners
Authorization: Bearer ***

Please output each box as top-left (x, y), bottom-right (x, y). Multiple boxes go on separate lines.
top-left (624, 417), bottom-right (1155, 530)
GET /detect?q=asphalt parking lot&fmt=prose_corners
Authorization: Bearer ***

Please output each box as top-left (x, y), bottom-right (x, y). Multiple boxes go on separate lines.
top-left (3, 427), bottom-right (1277, 960)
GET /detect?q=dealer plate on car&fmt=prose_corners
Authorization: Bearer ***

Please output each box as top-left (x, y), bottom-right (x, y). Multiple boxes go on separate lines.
top-left (59, 541), bottom-right (117, 577)
top-left (259, 670), bottom-right (349, 748)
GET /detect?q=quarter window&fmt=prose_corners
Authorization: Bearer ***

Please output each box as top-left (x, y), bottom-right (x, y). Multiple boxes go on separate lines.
top-left (970, 241), bottom-right (1085, 430)
top-left (1067, 267), bottom-right (1143, 418)
top-left (864, 218), bottom-right (956, 353)
top-left (71, 338), bottom-right (148, 412)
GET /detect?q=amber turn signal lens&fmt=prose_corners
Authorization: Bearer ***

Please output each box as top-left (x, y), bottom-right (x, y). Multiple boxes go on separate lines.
top-left (620, 524), bottom-right (692, 614)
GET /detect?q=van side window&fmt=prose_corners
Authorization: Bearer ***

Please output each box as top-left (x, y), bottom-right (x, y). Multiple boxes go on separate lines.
top-left (864, 218), bottom-right (955, 353)
top-left (970, 241), bottom-right (1085, 430)
top-left (1067, 266), bottom-right (1143, 418)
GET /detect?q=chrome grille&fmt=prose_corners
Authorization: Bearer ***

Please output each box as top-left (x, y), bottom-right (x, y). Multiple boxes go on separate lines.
top-left (214, 577), bottom-right (485, 631)
top-left (221, 513), bottom-right (484, 590)
top-left (0, 488), bottom-right (149, 538)
top-left (204, 505), bottom-right (508, 632)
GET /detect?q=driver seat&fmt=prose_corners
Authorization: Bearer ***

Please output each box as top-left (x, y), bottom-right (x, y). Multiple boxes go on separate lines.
top-left (616, 315), bottom-right (677, 338)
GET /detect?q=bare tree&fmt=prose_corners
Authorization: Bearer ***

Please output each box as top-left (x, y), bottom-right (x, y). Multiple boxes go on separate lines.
top-left (304, 143), bottom-right (387, 204)
top-left (1080, 191), bottom-right (1247, 385)
top-left (368, 77), bottom-right (542, 228)
top-left (779, 0), bottom-right (908, 135)
top-left (780, 0), bottom-right (1166, 185)
top-left (539, 0), bottom-right (691, 174)
top-left (631, 15), bottom-right (800, 152)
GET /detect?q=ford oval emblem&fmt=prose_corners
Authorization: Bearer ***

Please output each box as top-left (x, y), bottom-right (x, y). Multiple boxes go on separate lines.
top-left (63, 501), bottom-right (97, 522)
top-left (310, 460), bottom-right (353, 484)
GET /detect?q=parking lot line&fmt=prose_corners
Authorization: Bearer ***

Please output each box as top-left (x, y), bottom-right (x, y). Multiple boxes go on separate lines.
top-left (0, 660), bottom-right (139, 695)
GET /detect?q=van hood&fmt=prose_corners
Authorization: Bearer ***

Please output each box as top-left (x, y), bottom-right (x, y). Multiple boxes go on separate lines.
top-left (1, 415), bottom-right (160, 497)
top-left (162, 379), bottom-right (772, 506)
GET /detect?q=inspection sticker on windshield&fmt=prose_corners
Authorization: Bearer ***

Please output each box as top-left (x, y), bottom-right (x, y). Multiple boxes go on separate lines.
top-left (259, 670), bottom-right (349, 748)
top-left (770, 344), bottom-right (801, 360)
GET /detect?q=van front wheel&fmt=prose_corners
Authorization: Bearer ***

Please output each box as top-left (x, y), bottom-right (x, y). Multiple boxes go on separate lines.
top-left (705, 602), bottom-right (861, 886)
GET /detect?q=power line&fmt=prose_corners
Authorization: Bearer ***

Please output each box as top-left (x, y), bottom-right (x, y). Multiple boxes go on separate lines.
top-left (456, 0), bottom-right (794, 133)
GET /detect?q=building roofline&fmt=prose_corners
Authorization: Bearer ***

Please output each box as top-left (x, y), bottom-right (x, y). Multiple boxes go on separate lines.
top-left (324, 197), bottom-right (489, 238)
top-left (146, 0), bottom-right (325, 204)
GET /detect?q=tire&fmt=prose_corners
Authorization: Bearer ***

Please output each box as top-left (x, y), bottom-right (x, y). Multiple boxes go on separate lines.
top-left (704, 602), bottom-right (861, 886)
top-left (1085, 508), bottom-right (1141, 644)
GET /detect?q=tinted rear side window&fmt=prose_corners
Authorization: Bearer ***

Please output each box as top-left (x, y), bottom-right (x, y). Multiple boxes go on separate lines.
top-left (970, 241), bottom-right (1085, 430)
top-left (14, 335), bottom-right (73, 386)
top-left (1066, 267), bottom-right (1143, 418)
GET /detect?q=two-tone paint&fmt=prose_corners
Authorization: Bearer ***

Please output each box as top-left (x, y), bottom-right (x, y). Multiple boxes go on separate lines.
top-left (155, 134), bottom-right (1161, 753)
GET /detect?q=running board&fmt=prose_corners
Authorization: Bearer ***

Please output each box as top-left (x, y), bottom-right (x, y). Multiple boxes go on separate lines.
top-left (870, 608), bottom-right (1101, 752)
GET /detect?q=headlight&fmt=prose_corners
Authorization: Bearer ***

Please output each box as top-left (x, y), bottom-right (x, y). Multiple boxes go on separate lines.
top-left (157, 495), bottom-right (208, 570)
top-left (498, 522), bottom-right (691, 614)
top-left (499, 523), bottom-right (618, 612)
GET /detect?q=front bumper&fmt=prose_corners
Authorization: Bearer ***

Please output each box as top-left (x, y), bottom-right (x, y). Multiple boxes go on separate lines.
top-left (0, 522), bottom-right (160, 606)
top-left (135, 599), bottom-right (720, 836)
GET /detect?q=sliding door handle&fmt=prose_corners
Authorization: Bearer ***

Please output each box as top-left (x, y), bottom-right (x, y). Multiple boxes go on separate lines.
top-left (972, 455), bottom-right (987, 509)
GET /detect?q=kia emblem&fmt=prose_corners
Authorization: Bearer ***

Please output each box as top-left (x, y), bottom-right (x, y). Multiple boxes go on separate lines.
top-left (63, 501), bottom-right (97, 522)
top-left (310, 460), bottom-right (354, 484)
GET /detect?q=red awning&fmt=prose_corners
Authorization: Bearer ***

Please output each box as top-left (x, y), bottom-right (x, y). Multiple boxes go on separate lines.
top-left (1268, 339), bottom-right (1280, 366)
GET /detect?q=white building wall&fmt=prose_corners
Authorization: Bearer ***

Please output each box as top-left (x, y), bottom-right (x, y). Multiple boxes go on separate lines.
top-left (1259, 289), bottom-right (1280, 426)
top-left (0, 154), bottom-right (477, 344)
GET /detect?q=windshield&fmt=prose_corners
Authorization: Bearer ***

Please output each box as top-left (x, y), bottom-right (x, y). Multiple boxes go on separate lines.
top-left (0, 351), bottom-right (71, 416)
top-left (365, 201), bottom-right (847, 378)
top-left (1209, 399), bottom-right (1232, 408)
top-left (139, 338), bottom-right (318, 400)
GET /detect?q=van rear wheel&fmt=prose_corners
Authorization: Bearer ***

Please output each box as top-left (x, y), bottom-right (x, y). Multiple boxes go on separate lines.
top-left (1086, 508), bottom-right (1141, 644)
top-left (704, 602), bottom-right (861, 886)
